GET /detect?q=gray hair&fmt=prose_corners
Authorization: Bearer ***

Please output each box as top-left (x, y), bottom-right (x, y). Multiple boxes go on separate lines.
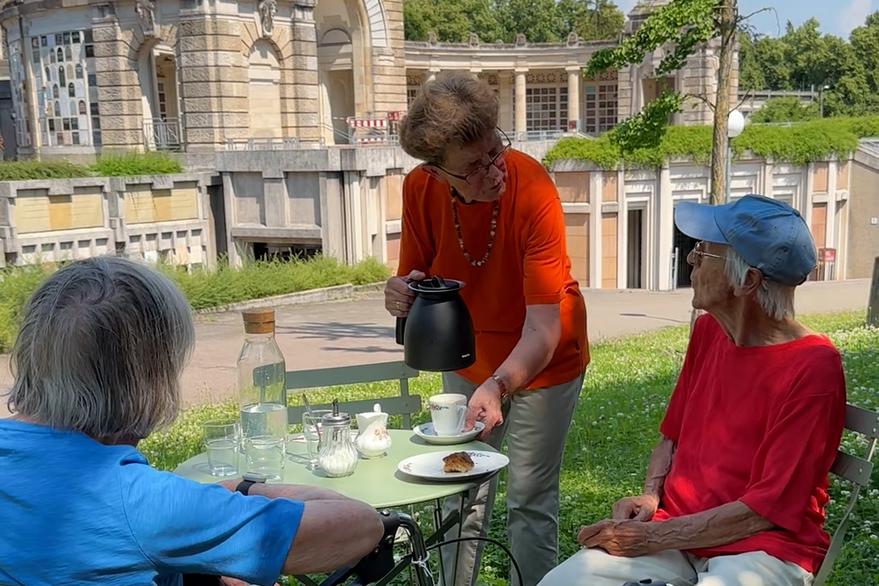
top-left (6, 256), bottom-right (195, 440)
top-left (724, 247), bottom-right (796, 321)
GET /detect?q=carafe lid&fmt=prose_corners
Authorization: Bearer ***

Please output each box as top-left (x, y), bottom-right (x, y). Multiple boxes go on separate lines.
top-left (408, 275), bottom-right (465, 294)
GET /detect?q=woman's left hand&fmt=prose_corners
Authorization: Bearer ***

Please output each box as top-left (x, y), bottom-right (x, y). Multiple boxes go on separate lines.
top-left (465, 381), bottom-right (504, 441)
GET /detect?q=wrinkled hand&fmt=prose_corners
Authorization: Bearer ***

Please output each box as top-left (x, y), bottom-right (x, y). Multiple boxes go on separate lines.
top-left (465, 381), bottom-right (503, 441)
top-left (385, 270), bottom-right (426, 317)
top-left (611, 494), bottom-right (660, 521)
top-left (577, 519), bottom-right (652, 557)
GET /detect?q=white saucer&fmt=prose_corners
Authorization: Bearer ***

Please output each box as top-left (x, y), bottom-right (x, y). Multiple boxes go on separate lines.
top-left (412, 422), bottom-right (485, 445)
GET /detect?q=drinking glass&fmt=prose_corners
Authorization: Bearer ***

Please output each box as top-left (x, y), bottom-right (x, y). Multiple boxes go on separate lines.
top-left (203, 419), bottom-right (240, 477)
top-left (302, 410), bottom-right (332, 470)
top-left (244, 435), bottom-right (286, 482)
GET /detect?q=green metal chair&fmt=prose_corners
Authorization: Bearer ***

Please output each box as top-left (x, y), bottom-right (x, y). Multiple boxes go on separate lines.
top-left (283, 360), bottom-right (422, 429)
top-left (813, 403), bottom-right (879, 586)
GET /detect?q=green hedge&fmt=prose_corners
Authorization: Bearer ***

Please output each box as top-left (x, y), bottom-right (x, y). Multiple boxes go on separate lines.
top-left (0, 255), bottom-right (390, 353)
top-left (0, 151), bottom-right (183, 180)
top-left (543, 116), bottom-right (879, 169)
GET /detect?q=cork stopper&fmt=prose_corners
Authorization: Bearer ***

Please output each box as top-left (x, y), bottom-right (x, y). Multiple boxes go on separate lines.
top-left (242, 307), bottom-right (275, 335)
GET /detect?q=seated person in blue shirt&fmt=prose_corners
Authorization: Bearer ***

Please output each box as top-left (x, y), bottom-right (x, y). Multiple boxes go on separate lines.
top-left (0, 256), bottom-right (384, 586)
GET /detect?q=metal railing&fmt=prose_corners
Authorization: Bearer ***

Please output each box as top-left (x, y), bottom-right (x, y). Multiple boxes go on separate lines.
top-left (224, 136), bottom-right (327, 151)
top-left (143, 118), bottom-right (182, 151)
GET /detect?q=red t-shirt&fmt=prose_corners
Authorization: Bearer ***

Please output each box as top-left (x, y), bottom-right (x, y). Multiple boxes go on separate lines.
top-left (653, 314), bottom-right (846, 574)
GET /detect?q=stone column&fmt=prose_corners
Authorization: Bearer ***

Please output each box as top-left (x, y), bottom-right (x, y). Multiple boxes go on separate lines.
top-left (566, 66), bottom-right (581, 131)
top-left (372, 0), bottom-right (408, 118)
top-left (291, 3), bottom-right (320, 140)
top-left (92, 11), bottom-right (147, 151)
top-left (178, 8), bottom-right (249, 151)
top-left (514, 69), bottom-right (527, 137)
top-left (498, 71), bottom-right (513, 132)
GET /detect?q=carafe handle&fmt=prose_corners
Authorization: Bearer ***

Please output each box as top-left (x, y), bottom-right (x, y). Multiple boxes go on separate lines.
top-left (395, 317), bottom-right (406, 346)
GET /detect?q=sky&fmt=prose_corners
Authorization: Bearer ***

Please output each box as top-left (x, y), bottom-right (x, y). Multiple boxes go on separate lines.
top-left (614, 0), bottom-right (878, 39)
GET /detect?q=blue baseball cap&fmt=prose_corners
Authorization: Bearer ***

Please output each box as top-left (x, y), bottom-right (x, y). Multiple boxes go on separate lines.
top-left (674, 194), bottom-right (817, 287)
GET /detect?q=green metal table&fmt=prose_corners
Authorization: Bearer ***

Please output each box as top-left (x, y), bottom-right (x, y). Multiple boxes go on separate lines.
top-left (174, 429), bottom-right (501, 586)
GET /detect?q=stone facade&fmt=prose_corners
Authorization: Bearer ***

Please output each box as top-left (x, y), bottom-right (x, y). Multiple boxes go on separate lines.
top-left (0, 0), bottom-right (730, 156)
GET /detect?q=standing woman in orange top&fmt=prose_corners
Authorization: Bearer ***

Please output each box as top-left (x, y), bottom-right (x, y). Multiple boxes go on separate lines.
top-left (384, 72), bottom-right (590, 586)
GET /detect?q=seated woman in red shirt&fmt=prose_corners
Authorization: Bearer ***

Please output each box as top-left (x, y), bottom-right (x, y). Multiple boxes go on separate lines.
top-left (539, 195), bottom-right (846, 586)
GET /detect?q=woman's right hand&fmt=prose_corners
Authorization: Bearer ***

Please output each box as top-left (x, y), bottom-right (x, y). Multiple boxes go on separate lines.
top-left (385, 270), bottom-right (425, 317)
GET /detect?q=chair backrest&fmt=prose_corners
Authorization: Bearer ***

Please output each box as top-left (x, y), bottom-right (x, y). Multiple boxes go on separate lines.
top-left (281, 360), bottom-right (422, 429)
top-left (813, 403), bottom-right (879, 586)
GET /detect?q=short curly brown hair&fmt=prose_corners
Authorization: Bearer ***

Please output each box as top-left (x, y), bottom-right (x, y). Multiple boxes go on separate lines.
top-left (399, 72), bottom-right (499, 165)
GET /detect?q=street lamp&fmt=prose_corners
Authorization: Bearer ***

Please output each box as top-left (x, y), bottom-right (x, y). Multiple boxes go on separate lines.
top-left (725, 109), bottom-right (745, 203)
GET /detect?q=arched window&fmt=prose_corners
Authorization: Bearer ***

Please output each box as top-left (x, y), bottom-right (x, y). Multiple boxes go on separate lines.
top-left (49, 50), bottom-right (55, 64)
top-left (64, 47), bottom-right (72, 61)
top-left (52, 85), bottom-right (59, 99)
top-left (56, 47), bottom-right (63, 62)
top-left (75, 64), bottom-right (83, 79)
top-left (59, 67), bottom-right (66, 85)
top-left (68, 83), bottom-right (75, 97)
top-left (53, 102), bottom-right (60, 117)
top-left (44, 67), bottom-right (50, 81)
top-left (78, 100), bottom-right (86, 115)
top-left (67, 65), bottom-right (74, 82)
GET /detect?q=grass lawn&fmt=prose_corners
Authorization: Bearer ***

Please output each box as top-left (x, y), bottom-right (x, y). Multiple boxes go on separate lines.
top-left (140, 310), bottom-right (878, 586)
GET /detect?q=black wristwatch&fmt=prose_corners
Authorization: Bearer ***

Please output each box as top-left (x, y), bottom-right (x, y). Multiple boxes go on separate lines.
top-left (236, 472), bottom-right (267, 495)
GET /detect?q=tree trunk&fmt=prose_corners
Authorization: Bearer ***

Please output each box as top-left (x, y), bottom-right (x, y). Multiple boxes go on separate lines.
top-left (709, 0), bottom-right (737, 206)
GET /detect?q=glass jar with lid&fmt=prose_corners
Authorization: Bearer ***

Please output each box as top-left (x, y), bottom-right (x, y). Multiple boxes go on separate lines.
top-left (318, 400), bottom-right (359, 478)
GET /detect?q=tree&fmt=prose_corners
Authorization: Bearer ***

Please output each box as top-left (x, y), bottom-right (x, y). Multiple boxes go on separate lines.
top-left (557, 0), bottom-right (626, 42)
top-left (583, 0), bottom-right (737, 206)
top-left (737, 30), bottom-right (766, 92)
top-left (403, 0), bottom-right (503, 43)
top-left (402, 0), bottom-right (626, 43)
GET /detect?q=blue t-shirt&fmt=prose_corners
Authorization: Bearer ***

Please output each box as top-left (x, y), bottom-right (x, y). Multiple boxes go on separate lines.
top-left (0, 419), bottom-right (304, 586)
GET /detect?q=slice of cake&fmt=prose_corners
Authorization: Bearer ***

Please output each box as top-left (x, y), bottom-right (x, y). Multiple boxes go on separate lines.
top-left (443, 451), bottom-right (475, 473)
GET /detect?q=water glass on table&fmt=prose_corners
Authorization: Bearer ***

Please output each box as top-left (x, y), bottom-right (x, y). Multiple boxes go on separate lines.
top-left (302, 410), bottom-right (332, 470)
top-left (244, 435), bottom-right (286, 482)
top-left (203, 419), bottom-right (240, 477)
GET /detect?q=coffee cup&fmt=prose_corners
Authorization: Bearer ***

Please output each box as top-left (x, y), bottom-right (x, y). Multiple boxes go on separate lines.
top-left (429, 393), bottom-right (468, 436)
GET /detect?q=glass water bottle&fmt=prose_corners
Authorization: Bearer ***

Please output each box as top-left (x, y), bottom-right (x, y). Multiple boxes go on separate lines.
top-left (237, 308), bottom-right (287, 481)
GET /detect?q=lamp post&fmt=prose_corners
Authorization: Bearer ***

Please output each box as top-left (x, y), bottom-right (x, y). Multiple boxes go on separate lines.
top-left (725, 109), bottom-right (745, 203)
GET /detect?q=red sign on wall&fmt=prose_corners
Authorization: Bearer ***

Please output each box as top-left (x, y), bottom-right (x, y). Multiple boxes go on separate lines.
top-left (819, 248), bottom-right (836, 263)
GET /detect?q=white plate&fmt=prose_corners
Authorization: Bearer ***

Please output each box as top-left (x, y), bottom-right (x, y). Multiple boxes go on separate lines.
top-left (397, 450), bottom-right (509, 481)
top-left (413, 422), bottom-right (485, 445)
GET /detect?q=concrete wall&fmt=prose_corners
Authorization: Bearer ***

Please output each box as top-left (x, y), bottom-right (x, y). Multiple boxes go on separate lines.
top-left (550, 154), bottom-right (853, 291)
top-left (0, 172), bottom-right (214, 267)
top-left (849, 150), bottom-right (879, 279)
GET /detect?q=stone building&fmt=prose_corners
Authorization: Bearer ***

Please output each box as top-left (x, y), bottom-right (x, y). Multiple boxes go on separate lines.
top-left (15, 1), bottom-right (868, 296)
top-left (0, 0), bottom-right (729, 157)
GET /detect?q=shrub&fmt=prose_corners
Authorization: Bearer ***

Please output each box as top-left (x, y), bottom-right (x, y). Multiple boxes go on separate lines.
top-left (544, 115), bottom-right (879, 169)
top-left (0, 255), bottom-right (391, 351)
top-left (91, 151), bottom-right (183, 176)
top-left (0, 160), bottom-right (92, 181)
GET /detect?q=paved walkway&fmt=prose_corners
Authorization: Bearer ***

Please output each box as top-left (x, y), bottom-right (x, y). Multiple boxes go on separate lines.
top-left (0, 279), bottom-right (870, 417)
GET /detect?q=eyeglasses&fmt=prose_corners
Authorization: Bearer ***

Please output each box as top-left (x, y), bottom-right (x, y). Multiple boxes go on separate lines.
top-left (435, 128), bottom-right (511, 186)
top-left (690, 241), bottom-right (726, 264)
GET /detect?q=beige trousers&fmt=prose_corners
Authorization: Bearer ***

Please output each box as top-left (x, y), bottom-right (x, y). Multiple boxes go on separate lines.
top-left (538, 547), bottom-right (814, 586)
top-left (438, 370), bottom-right (585, 586)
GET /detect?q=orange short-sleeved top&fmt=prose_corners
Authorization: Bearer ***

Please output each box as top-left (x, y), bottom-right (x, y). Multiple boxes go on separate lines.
top-left (396, 149), bottom-right (589, 390)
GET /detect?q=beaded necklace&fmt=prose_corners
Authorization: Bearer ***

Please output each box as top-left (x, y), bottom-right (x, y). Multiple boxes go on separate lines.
top-left (450, 190), bottom-right (499, 267)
